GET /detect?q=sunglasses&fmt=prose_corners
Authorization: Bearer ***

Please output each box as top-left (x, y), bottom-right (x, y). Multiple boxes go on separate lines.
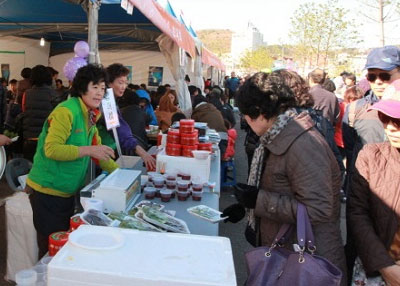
top-left (378, 112), bottom-right (400, 128)
top-left (366, 72), bottom-right (392, 82)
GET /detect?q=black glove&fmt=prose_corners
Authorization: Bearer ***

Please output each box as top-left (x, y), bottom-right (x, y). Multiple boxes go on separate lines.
top-left (234, 183), bottom-right (259, 209)
top-left (222, 203), bottom-right (246, 223)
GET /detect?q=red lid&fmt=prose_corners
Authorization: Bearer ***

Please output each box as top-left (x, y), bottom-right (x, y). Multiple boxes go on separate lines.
top-left (180, 119), bottom-right (195, 126)
top-left (180, 132), bottom-right (197, 138)
top-left (167, 143), bottom-right (182, 148)
top-left (168, 129), bottom-right (180, 135)
top-left (49, 231), bottom-right (69, 247)
top-left (70, 216), bottom-right (86, 231)
top-left (182, 144), bottom-right (198, 150)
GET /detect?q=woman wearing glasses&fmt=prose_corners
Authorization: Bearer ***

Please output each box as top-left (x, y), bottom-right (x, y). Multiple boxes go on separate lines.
top-left (348, 100), bottom-right (400, 286)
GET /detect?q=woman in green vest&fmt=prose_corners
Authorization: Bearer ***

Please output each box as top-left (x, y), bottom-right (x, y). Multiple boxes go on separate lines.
top-left (26, 64), bottom-right (119, 258)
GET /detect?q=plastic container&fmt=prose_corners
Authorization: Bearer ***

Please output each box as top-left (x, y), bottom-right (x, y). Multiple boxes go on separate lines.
top-left (144, 187), bottom-right (156, 200)
top-left (197, 142), bottom-right (212, 152)
top-left (15, 269), bottom-right (37, 286)
top-left (165, 173), bottom-right (177, 181)
top-left (180, 132), bottom-right (198, 146)
top-left (160, 189), bottom-right (172, 202)
top-left (147, 172), bottom-right (160, 183)
top-left (166, 143), bottom-right (182, 156)
top-left (177, 180), bottom-right (190, 191)
top-left (48, 231), bottom-right (69, 256)
top-left (182, 145), bottom-right (197, 157)
top-left (179, 119), bottom-right (195, 133)
top-left (208, 182), bottom-right (216, 192)
top-left (192, 180), bottom-right (203, 192)
top-left (191, 190), bottom-right (203, 201)
top-left (153, 176), bottom-right (165, 189)
top-left (166, 179), bottom-right (176, 190)
top-left (32, 264), bottom-right (47, 282)
top-left (167, 129), bottom-right (180, 144)
top-left (180, 173), bottom-right (191, 181)
top-left (70, 215), bottom-right (86, 231)
top-left (177, 190), bottom-right (189, 201)
top-left (39, 256), bottom-right (53, 266)
top-left (192, 150), bottom-right (210, 160)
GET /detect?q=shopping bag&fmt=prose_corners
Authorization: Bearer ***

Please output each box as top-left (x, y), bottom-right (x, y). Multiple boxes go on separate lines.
top-left (245, 203), bottom-right (342, 286)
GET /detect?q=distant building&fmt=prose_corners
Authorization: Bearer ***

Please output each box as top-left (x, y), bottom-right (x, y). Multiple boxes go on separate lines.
top-left (230, 22), bottom-right (267, 71)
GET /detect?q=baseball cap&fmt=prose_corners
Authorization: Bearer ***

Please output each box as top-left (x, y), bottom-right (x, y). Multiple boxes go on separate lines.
top-left (368, 99), bottom-right (400, 119)
top-left (365, 46), bottom-right (400, 71)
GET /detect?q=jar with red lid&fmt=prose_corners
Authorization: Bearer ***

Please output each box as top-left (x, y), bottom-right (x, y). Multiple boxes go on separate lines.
top-left (182, 144), bottom-right (197, 157)
top-left (179, 119), bottom-right (195, 133)
top-left (198, 142), bottom-right (212, 152)
top-left (166, 143), bottom-right (182, 156)
top-left (48, 231), bottom-right (69, 256)
top-left (180, 132), bottom-right (198, 146)
top-left (69, 216), bottom-right (86, 232)
top-left (167, 129), bottom-right (180, 144)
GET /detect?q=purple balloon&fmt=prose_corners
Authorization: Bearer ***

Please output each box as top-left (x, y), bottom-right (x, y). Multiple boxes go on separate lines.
top-left (63, 57), bottom-right (87, 81)
top-left (74, 41), bottom-right (90, 58)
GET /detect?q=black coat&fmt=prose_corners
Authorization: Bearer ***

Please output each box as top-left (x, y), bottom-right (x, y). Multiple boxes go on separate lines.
top-left (23, 85), bottom-right (57, 139)
top-left (120, 104), bottom-right (149, 149)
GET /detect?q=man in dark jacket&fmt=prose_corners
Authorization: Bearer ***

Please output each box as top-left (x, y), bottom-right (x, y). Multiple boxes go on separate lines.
top-left (308, 68), bottom-right (340, 125)
top-left (120, 89), bottom-right (149, 150)
top-left (23, 65), bottom-right (57, 161)
top-left (344, 45), bottom-right (400, 284)
top-left (191, 95), bottom-right (228, 155)
top-left (0, 78), bottom-right (7, 131)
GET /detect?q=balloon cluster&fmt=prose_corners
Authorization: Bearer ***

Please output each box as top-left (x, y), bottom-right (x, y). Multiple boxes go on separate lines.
top-left (63, 41), bottom-right (89, 81)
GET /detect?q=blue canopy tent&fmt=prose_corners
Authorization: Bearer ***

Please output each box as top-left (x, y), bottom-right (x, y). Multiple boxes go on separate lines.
top-left (0, 0), bottom-right (225, 114)
top-left (0, 0), bottom-right (165, 58)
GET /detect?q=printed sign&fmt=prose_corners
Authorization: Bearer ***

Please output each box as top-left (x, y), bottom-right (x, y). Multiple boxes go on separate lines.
top-left (101, 88), bottom-right (120, 130)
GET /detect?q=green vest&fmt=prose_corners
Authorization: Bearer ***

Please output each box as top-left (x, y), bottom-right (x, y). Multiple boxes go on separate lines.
top-left (28, 97), bottom-right (96, 196)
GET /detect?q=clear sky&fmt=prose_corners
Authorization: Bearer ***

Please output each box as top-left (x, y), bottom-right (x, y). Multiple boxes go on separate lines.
top-left (169, 0), bottom-right (400, 49)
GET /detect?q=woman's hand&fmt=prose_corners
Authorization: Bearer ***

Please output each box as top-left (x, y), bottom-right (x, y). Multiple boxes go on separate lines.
top-left (79, 145), bottom-right (115, 161)
top-left (0, 135), bottom-right (12, 146)
top-left (135, 146), bottom-right (156, 170)
top-left (380, 264), bottom-right (400, 286)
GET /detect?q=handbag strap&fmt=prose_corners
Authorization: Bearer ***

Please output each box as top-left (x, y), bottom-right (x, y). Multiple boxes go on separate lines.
top-left (272, 223), bottom-right (293, 246)
top-left (296, 203), bottom-right (316, 251)
top-left (269, 203), bottom-right (316, 251)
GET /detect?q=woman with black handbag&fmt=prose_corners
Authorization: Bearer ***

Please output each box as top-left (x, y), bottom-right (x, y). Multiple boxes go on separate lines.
top-left (236, 72), bottom-right (346, 285)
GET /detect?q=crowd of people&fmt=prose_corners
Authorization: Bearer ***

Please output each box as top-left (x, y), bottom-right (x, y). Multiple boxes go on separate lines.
top-left (1, 45), bottom-right (400, 285)
top-left (225, 45), bottom-right (400, 286)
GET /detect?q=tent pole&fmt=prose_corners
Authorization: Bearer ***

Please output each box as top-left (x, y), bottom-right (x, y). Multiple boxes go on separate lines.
top-left (88, 0), bottom-right (100, 64)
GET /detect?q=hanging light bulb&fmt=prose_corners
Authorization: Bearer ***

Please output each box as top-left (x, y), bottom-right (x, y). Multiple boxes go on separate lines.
top-left (40, 37), bottom-right (45, 47)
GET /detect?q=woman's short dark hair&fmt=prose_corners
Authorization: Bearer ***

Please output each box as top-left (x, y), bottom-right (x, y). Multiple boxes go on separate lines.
top-left (106, 63), bottom-right (129, 83)
top-left (322, 79), bottom-right (336, 93)
top-left (343, 86), bottom-right (364, 103)
top-left (20, 67), bottom-right (32, 79)
top-left (171, 112), bottom-right (186, 123)
top-left (70, 64), bottom-right (108, 98)
top-left (30, 65), bottom-right (52, 87)
top-left (274, 69), bottom-right (314, 108)
top-left (237, 72), bottom-right (296, 120)
top-left (122, 88), bottom-right (140, 106)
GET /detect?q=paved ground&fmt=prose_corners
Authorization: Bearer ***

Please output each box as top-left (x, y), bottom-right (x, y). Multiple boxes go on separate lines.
top-left (0, 115), bottom-right (346, 286)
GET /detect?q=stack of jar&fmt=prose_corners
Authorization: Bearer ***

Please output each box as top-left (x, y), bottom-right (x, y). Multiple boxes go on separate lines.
top-left (166, 119), bottom-right (199, 157)
top-left (143, 171), bottom-right (204, 202)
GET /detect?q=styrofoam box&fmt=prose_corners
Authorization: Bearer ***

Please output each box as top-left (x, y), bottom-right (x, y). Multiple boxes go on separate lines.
top-left (92, 168), bottom-right (141, 213)
top-left (48, 225), bottom-right (236, 286)
top-left (156, 150), bottom-right (211, 183)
